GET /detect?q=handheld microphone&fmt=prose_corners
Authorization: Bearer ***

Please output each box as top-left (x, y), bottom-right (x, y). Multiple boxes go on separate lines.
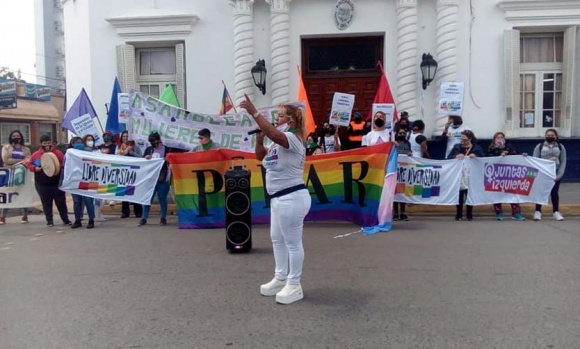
top-left (247, 128), bottom-right (262, 135)
top-left (247, 123), bottom-right (275, 135)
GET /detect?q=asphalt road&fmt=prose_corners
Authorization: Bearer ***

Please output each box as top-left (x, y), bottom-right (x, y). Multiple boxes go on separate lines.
top-left (1, 214), bottom-right (579, 349)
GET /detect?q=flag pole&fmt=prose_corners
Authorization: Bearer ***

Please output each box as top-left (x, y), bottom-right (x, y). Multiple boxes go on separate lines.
top-left (222, 80), bottom-right (237, 114)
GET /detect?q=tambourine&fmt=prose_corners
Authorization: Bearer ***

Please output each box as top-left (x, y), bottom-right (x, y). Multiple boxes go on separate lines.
top-left (41, 152), bottom-right (61, 177)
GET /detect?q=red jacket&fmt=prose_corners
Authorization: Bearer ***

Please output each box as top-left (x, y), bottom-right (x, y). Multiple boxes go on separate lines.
top-left (27, 147), bottom-right (64, 185)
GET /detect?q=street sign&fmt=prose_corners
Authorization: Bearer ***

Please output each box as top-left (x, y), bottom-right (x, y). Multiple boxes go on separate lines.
top-left (0, 95), bottom-right (17, 110)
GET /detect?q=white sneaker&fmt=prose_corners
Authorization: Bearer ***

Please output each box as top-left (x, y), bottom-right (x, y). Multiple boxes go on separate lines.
top-left (276, 283), bottom-right (303, 304)
top-left (553, 211), bottom-right (564, 221)
top-left (260, 278), bottom-right (286, 297)
top-left (533, 211), bottom-right (542, 221)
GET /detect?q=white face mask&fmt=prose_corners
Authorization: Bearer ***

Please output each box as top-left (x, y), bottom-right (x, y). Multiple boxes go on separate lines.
top-left (276, 123), bottom-right (290, 132)
top-left (86, 141), bottom-right (94, 147)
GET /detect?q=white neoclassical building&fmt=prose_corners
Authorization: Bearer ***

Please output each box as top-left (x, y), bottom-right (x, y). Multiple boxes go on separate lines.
top-left (60, 0), bottom-right (580, 140)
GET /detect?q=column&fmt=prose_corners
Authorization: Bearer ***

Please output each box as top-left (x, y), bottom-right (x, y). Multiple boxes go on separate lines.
top-left (434, 0), bottom-right (459, 133)
top-left (396, 0), bottom-right (418, 119)
top-left (266, 0), bottom-right (291, 105)
top-left (229, 0), bottom-right (255, 105)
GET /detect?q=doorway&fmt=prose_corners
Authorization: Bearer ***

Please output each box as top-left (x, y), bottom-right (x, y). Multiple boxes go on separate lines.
top-left (301, 36), bottom-right (384, 128)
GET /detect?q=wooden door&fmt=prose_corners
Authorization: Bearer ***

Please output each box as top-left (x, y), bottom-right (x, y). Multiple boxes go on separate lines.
top-left (304, 77), bottom-right (379, 127)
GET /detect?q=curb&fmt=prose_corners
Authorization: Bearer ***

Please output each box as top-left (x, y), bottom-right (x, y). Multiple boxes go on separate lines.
top-left (101, 203), bottom-right (580, 217)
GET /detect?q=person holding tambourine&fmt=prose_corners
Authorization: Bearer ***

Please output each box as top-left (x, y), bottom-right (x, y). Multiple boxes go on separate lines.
top-left (26, 134), bottom-right (71, 227)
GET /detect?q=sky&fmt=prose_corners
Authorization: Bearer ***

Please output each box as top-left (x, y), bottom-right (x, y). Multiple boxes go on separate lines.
top-left (0, 0), bottom-right (37, 83)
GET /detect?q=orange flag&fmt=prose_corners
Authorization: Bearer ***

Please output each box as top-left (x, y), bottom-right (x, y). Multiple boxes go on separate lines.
top-left (297, 66), bottom-right (316, 135)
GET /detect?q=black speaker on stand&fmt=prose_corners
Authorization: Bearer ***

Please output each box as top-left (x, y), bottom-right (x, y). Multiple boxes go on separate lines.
top-left (225, 156), bottom-right (252, 252)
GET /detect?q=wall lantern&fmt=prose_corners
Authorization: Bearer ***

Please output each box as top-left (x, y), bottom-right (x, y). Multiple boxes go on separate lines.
top-left (251, 59), bottom-right (267, 95)
top-left (420, 53), bottom-right (438, 90)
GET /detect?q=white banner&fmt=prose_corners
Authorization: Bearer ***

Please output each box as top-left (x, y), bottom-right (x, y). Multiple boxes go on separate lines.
top-left (128, 91), bottom-right (304, 152)
top-left (372, 103), bottom-right (396, 130)
top-left (466, 155), bottom-right (556, 205)
top-left (438, 82), bottom-right (465, 115)
top-left (60, 149), bottom-right (164, 205)
top-left (329, 92), bottom-right (355, 127)
top-left (118, 93), bottom-right (130, 125)
top-left (0, 165), bottom-right (38, 208)
top-left (70, 113), bottom-right (104, 146)
top-left (394, 155), bottom-right (463, 205)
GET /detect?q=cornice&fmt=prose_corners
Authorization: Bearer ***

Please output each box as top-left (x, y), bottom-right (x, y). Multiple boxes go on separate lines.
top-left (106, 12), bottom-right (199, 38)
top-left (498, 0), bottom-right (580, 25)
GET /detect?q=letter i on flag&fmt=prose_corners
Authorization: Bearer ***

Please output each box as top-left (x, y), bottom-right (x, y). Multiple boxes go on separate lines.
top-left (219, 81), bottom-right (235, 115)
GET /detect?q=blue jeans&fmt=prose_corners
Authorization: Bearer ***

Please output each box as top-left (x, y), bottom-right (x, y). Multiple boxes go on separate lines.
top-left (142, 181), bottom-right (170, 220)
top-left (72, 194), bottom-right (95, 221)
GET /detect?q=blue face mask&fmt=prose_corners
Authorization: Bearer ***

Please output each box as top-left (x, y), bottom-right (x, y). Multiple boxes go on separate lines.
top-left (74, 143), bottom-right (84, 150)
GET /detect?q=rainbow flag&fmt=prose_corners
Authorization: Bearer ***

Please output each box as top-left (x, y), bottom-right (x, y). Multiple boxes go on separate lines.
top-left (167, 143), bottom-right (394, 229)
top-left (219, 86), bottom-right (234, 115)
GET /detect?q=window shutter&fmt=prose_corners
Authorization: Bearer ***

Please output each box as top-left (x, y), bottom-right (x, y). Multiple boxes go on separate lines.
top-left (561, 26), bottom-right (576, 137)
top-left (504, 30), bottom-right (520, 137)
top-left (116, 44), bottom-right (136, 93)
top-left (175, 43), bottom-right (186, 108)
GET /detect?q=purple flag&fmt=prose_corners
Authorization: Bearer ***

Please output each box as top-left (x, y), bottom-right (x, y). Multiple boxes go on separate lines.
top-left (62, 88), bottom-right (98, 132)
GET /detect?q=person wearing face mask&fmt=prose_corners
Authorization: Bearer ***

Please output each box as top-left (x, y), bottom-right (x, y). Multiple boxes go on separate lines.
top-left (99, 131), bottom-right (117, 155)
top-left (26, 134), bottom-right (71, 227)
top-left (487, 132), bottom-right (525, 221)
top-left (319, 122), bottom-right (341, 153)
top-left (240, 95), bottom-right (311, 305)
top-left (139, 131), bottom-right (181, 226)
top-left (68, 137), bottom-right (96, 229)
top-left (82, 134), bottom-right (97, 151)
top-left (347, 111), bottom-right (365, 150)
top-left (393, 111), bottom-right (411, 140)
top-left (116, 131), bottom-right (143, 219)
top-left (190, 128), bottom-right (221, 152)
top-left (0, 130), bottom-right (32, 224)
top-left (447, 130), bottom-right (484, 221)
top-left (361, 111), bottom-right (391, 146)
top-left (305, 133), bottom-right (323, 156)
top-left (533, 129), bottom-right (567, 221)
top-left (442, 115), bottom-right (470, 159)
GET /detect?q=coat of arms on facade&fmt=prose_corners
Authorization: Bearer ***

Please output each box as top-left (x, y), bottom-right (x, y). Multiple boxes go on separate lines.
top-left (334, 0), bottom-right (354, 31)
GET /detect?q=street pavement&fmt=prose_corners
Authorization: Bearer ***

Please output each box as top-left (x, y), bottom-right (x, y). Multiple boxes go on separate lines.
top-left (1, 211), bottom-right (580, 348)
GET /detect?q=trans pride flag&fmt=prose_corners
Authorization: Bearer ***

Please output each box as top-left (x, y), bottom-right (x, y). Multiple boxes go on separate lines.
top-left (167, 143), bottom-right (395, 230)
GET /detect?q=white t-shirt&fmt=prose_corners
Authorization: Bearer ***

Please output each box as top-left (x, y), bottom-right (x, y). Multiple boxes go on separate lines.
top-left (444, 125), bottom-right (470, 158)
top-left (409, 132), bottom-right (427, 158)
top-left (263, 132), bottom-right (306, 195)
top-left (362, 129), bottom-right (391, 146)
top-left (323, 135), bottom-right (340, 153)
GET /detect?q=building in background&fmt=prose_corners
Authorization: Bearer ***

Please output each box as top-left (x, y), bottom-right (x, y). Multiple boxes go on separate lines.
top-left (34, 0), bottom-right (67, 94)
top-left (0, 79), bottom-right (65, 146)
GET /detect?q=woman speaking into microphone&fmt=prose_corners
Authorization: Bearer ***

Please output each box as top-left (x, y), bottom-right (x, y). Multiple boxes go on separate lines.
top-left (240, 94), bottom-right (311, 305)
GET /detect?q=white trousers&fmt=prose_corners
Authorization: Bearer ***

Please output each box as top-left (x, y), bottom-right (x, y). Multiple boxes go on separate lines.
top-left (270, 189), bottom-right (311, 285)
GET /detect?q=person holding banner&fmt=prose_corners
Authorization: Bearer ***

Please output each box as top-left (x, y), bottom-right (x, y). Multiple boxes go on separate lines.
top-left (393, 129), bottom-right (412, 221)
top-left (116, 131), bottom-right (143, 219)
top-left (240, 95), bottom-right (312, 305)
top-left (533, 129), bottom-right (567, 221)
top-left (487, 132), bottom-right (525, 221)
top-left (68, 137), bottom-right (95, 229)
top-left (139, 131), bottom-right (178, 226)
top-left (26, 134), bottom-right (71, 227)
top-left (447, 130), bottom-right (485, 221)
top-left (0, 130), bottom-right (31, 224)
top-left (409, 120), bottom-right (430, 159)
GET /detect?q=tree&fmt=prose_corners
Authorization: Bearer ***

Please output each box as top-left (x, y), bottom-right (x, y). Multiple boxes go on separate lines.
top-left (0, 67), bottom-right (17, 79)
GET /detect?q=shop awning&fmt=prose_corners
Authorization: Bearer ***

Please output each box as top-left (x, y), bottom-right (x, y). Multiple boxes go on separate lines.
top-left (0, 98), bottom-right (60, 122)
